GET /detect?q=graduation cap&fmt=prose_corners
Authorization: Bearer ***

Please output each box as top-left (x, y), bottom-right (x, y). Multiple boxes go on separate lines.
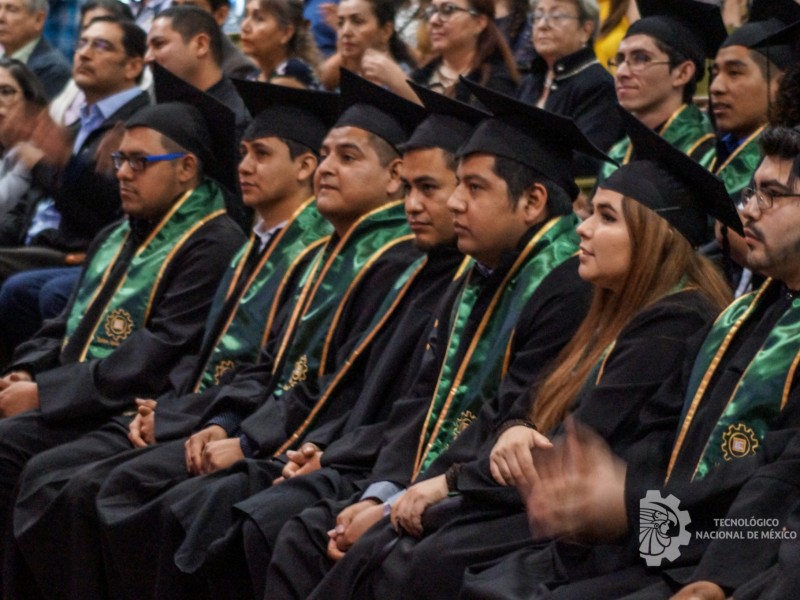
top-left (456, 78), bottom-right (613, 200)
top-left (600, 106), bottom-right (743, 246)
top-left (334, 69), bottom-right (427, 151)
top-left (626, 0), bottom-right (727, 79)
top-left (125, 63), bottom-right (238, 194)
top-left (233, 79), bottom-right (340, 153)
top-left (398, 81), bottom-right (489, 155)
top-left (722, 0), bottom-right (800, 70)
top-left (749, 18), bottom-right (800, 69)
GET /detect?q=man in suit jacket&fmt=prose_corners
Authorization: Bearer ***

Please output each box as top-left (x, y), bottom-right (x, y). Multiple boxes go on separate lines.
top-left (0, 0), bottom-right (71, 98)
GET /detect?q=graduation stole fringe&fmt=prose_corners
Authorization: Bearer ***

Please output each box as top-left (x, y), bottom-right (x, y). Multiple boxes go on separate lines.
top-left (192, 199), bottom-right (333, 392)
top-left (412, 214), bottom-right (580, 479)
top-left (64, 183), bottom-right (227, 362)
top-left (268, 200), bottom-right (414, 403)
top-left (600, 104), bottom-right (716, 183)
top-left (667, 279), bottom-right (800, 483)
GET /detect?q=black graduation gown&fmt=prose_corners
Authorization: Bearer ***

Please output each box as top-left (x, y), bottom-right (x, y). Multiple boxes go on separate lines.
top-left (0, 205), bottom-right (244, 593)
top-left (262, 250), bottom-right (594, 600)
top-left (3, 228), bottom-right (324, 599)
top-left (303, 289), bottom-right (721, 600)
top-left (89, 236), bottom-right (423, 600)
top-left (460, 284), bottom-right (800, 600)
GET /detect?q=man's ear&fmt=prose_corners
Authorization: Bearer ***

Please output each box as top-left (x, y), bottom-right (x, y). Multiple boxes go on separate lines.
top-left (519, 182), bottom-right (548, 226)
top-left (177, 153), bottom-right (200, 183)
top-left (296, 152), bottom-right (318, 183)
top-left (193, 32), bottom-right (211, 59)
top-left (670, 60), bottom-right (695, 90)
top-left (385, 157), bottom-right (405, 198)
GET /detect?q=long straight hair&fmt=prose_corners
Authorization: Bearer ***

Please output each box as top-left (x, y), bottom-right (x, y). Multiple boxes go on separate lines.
top-left (531, 197), bottom-right (731, 433)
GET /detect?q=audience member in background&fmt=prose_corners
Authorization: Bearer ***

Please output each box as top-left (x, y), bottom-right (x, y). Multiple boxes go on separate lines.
top-left (49, 0), bottom-right (140, 127)
top-left (319, 0), bottom-right (415, 91)
top-left (593, 0), bottom-right (637, 72)
top-left (0, 0), bottom-right (71, 98)
top-left (239, 0), bottom-right (319, 87)
top-left (518, 0), bottom-right (622, 177)
top-left (348, 0), bottom-right (520, 105)
top-left (0, 17), bottom-right (149, 360)
top-left (495, 0), bottom-right (533, 70)
top-left (172, 0), bottom-right (259, 79)
top-left (146, 6), bottom-right (250, 141)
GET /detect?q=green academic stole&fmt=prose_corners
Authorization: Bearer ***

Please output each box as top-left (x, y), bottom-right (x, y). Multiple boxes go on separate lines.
top-left (269, 200), bottom-right (414, 403)
top-left (193, 199), bottom-right (333, 392)
top-left (666, 279), bottom-right (800, 483)
top-left (712, 126), bottom-right (764, 201)
top-left (412, 215), bottom-right (580, 478)
top-left (271, 253), bottom-right (462, 455)
top-left (600, 104), bottom-right (716, 182)
top-left (65, 183), bottom-right (227, 362)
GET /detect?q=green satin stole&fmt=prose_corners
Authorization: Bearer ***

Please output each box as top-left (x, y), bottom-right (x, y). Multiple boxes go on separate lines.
top-left (412, 215), bottom-right (580, 478)
top-left (193, 199), bottom-right (333, 392)
top-left (667, 279), bottom-right (800, 482)
top-left (599, 104), bottom-right (716, 182)
top-left (65, 182), bottom-right (227, 362)
top-left (270, 200), bottom-right (414, 404)
top-left (713, 126), bottom-right (764, 201)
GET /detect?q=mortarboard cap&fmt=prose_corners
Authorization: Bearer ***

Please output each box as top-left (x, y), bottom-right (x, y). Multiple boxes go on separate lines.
top-left (334, 69), bottom-right (427, 151)
top-left (722, 0), bottom-right (800, 70)
top-left (601, 106), bottom-right (743, 246)
top-left (233, 79), bottom-right (339, 153)
top-left (627, 0), bottom-right (727, 79)
top-left (750, 18), bottom-right (800, 69)
top-left (126, 63), bottom-right (238, 194)
top-left (399, 81), bottom-right (489, 155)
top-left (457, 78), bottom-right (613, 200)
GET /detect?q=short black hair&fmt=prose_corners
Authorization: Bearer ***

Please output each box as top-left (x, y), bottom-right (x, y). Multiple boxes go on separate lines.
top-left (86, 15), bottom-right (146, 58)
top-left (653, 37), bottom-right (697, 104)
top-left (366, 132), bottom-right (401, 167)
top-left (283, 137), bottom-right (317, 160)
top-left (80, 0), bottom-right (134, 23)
top-left (760, 126), bottom-right (800, 190)
top-left (491, 155), bottom-right (572, 215)
top-left (157, 5), bottom-right (223, 66)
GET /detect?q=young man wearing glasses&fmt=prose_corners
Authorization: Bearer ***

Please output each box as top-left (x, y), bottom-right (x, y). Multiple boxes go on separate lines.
top-left (0, 82), bottom-right (245, 591)
top-left (599, 0), bottom-right (726, 184)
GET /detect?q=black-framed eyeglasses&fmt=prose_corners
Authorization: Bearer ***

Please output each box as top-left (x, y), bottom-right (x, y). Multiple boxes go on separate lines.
top-left (736, 187), bottom-right (800, 212)
top-left (111, 152), bottom-right (187, 172)
top-left (607, 52), bottom-right (671, 73)
top-left (423, 2), bottom-right (478, 21)
top-left (529, 11), bottom-right (580, 27)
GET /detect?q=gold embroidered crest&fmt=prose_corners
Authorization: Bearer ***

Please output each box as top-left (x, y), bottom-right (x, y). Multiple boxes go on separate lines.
top-left (282, 355), bottom-right (308, 390)
top-left (103, 309), bottom-right (134, 343)
top-left (721, 423), bottom-right (759, 461)
top-left (454, 409), bottom-right (476, 437)
top-left (213, 360), bottom-right (235, 385)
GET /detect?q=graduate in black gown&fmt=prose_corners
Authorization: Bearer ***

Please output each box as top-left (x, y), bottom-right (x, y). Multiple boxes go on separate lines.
top-left (260, 80), bottom-right (614, 600)
top-left (0, 63), bottom-right (248, 592)
top-left (2, 79), bottom-right (340, 599)
top-left (467, 124), bottom-right (800, 600)
top-left (84, 70), bottom-right (429, 600)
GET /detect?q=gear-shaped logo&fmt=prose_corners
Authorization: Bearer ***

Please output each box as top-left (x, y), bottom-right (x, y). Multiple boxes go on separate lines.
top-left (639, 490), bottom-right (691, 566)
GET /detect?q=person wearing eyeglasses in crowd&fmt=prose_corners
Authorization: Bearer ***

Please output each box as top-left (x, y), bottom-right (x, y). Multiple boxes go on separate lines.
top-left (517, 0), bottom-right (622, 177)
top-left (598, 0), bottom-right (726, 187)
top-left (332, 0), bottom-right (519, 106)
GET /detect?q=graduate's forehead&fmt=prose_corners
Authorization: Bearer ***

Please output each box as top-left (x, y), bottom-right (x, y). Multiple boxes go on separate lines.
top-left (120, 127), bottom-right (170, 153)
top-left (321, 126), bottom-right (374, 155)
